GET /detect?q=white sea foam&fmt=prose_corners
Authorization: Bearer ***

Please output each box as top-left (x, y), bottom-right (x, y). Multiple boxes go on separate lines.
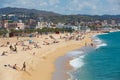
top-left (69, 36), bottom-right (107, 70)
top-left (68, 32), bottom-right (111, 80)
top-left (68, 51), bottom-right (84, 56)
top-left (96, 43), bottom-right (107, 49)
top-left (93, 35), bottom-right (107, 49)
top-left (69, 55), bottom-right (85, 69)
top-left (110, 29), bottom-right (120, 33)
top-left (92, 33), bottom-right (108, 38)
top-left (93, 38), bottom-right (102, 44)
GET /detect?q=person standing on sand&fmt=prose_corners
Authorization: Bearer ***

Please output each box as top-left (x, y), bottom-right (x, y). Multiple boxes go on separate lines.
top-left (21, 62), bottom-right (26, 71)
top-left (14, 45), bottom-right (17, 53)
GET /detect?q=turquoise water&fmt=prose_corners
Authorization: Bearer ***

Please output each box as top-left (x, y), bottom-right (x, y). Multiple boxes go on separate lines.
top-left (71, 31), bottom-right (120, 80)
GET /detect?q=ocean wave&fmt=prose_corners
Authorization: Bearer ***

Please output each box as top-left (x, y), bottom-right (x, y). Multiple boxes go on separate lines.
top-left (110, 29), bottom-right (120, 33)
top-left (95, 43), bottom-right (107, 49)
top-left (93, 38), bottom-right (102, 44)
top-left (69, 55), bottom-right (85, 69)
top-left (69, 35), bottom-right (107, 70)
top-left (93, 35), bottom-right (107, 49)
top-left (92, 33), bottom-right (108, 38)
top-left (68, 51), bottom-right (84, 57)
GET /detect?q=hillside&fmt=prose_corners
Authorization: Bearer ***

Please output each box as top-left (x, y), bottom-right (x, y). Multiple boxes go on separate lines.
top-left (0, 7), bottom-right (120, 23)
top-left (0, 7), bottom-right (61, 16)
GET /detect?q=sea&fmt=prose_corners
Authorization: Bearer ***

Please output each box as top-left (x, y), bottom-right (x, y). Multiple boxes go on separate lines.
top-left (69, 31), bottom-right (120, 80)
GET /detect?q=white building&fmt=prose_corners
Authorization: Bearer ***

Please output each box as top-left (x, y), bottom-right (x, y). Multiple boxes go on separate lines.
top-left (64, 25), bottom-right (79, 31)
top-left (56, 23), bottom-right (64, 28)
top-left (36, 22), bottom-right (47, 29)
top-left (17, 22), bottom-right (25, 29)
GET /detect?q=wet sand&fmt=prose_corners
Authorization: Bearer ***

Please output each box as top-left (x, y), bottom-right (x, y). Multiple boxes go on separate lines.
top-left (0, 32), bottom-right (95, 80)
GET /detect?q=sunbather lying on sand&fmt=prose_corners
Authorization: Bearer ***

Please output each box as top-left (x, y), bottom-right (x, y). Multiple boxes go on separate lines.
top-left (49, 35), bottom-right (56, 40)
top-left (0, 44), bottom-right (7, 47)
top-left (43, 41), bottom-right (50, 45)
top-left (4, 64), bottom-right (20, 71)
top-left (1, 51), bottom-right (7, 56)
top-left (53, 40), bottom-right (59, 43)
top-left (34, 43), bottom-right (41, 48)
top-left (23, 46), bottom-right (32, 51)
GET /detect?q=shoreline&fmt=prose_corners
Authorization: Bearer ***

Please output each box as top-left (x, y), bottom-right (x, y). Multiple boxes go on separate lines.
top-left (66, 30), bottom-right (120, 80)
top-left (52, 54), bottom-right (73, 80)
top-left (21, 32), bottom-right (95, 80)
top-left (0, 32), bottom-right (96, 80)
top-left (51, 32), bottom-right (95, 80)
top-left (22, 30), bottom-right (119, 80)
top-left (52, 38), bottom-right (96, 80)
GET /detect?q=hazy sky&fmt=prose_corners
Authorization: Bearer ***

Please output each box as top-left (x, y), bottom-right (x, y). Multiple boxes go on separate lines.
top-left (0, 0), bottom-right (120, 15)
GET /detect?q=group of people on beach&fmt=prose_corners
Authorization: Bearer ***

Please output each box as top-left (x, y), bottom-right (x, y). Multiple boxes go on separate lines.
top-left (4, 62), bottom-right (26, 71)
top-left (0, 31), bottom-right (96, 73)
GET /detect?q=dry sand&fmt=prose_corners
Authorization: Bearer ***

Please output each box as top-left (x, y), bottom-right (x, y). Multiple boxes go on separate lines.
top-left (0, 32), bottom-right (95, 80)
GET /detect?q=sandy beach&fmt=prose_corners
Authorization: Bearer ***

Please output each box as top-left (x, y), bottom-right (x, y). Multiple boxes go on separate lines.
top-left (0, 32), bottom-right (96, 80)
